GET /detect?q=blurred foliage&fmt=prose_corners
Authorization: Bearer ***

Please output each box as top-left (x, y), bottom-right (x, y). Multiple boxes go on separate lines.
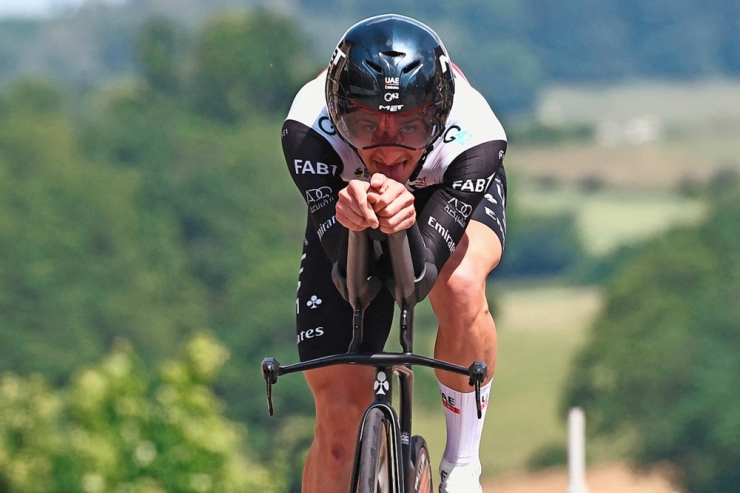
top-left (0, 333), bottom-right (285, 493)
top-left (0, 10), bottom-right (316, 490)
top-left (525, 442), bottom-right (568, 472)
top-left (193, 11), bottom-right (313, 122)
top-left (562, 185), bottom-right (740, 493)
top-left (0, 78), bottom-right (205, 384)
top-left (494, 211), bottom-right (587, 280)
top-left (2, 0), bottom-right (740, 117)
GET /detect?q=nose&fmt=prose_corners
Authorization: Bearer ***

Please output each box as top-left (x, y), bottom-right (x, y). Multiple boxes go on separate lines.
top-left (372, 146), bottom-right (405, 165)
top-left (377, 115), bottom-right (400, 136)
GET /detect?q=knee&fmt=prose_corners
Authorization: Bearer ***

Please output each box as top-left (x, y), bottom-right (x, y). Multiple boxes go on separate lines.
top-left (430, 262), bottom-right (489, 322)
top-left (307, 367), bottom-right (374, 458)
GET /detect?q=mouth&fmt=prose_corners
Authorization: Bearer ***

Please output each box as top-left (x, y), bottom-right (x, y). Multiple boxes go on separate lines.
top-left (373, 159), bottom-right (409, 181)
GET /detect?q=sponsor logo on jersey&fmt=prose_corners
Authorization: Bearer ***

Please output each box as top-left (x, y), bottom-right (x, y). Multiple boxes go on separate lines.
top-left (443, 197), bottom-right (473, 226)
top-left (306, 187), bottom-right (334, 213)
top-left (409, 176), bottom-right (428, 188)
top-left (443, 125), bottom-right (474, 145)
top-left (294, 159), bottom-right (339, 176)
top-left (306, 295), bottom-right (322, 309)
top-left (318, 116), bottom-right (337, 136)
top-left (317, 216), bottom-right (337, 240)
top-left (428, 216), bottom-right (456, 253)
top-left (297, 326), bottom-right (325, 344)
top-left (451, 173), bottom-right (494, 193)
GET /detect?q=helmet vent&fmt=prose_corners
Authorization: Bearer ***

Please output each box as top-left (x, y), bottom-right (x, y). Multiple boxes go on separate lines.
top-left (380, 50), bottom-right (405, 58)
top-left (365, 60), bottom-right (383, 74)
top-left (401, 60), bottom-right (421, 74)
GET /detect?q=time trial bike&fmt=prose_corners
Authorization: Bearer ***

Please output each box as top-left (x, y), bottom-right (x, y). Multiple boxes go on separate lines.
top-left (262, 226), bottom-right (487, 493)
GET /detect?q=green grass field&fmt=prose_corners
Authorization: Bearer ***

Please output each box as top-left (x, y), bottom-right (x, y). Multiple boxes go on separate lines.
top-left (517, 186), bottom-right (707, 255)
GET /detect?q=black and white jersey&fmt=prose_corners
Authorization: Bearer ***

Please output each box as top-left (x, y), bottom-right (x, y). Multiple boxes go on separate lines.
top-left (281, 67), bottom-right (507, 272)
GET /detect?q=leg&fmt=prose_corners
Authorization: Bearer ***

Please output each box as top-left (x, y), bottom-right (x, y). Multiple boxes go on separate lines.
top-left (429, 210), bottom-right (504, 492)
top-left (429, 220), bottom-right (501, 493)
top-left (429, 219), bottom-right (502, 389)
top-left (296, 219), bottom-right (396, 492)
top-left (302, 365), bottom-right (375, 493)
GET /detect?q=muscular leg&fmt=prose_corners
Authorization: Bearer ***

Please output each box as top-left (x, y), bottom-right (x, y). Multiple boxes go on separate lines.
top-left (429, 220), bottom-right (502, 389)
top-left (302, 365), bottom-right (375, 493)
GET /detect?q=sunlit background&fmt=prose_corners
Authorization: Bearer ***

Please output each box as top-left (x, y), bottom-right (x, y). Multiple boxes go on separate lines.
top-left (1, 1), bottom-right (739, 492)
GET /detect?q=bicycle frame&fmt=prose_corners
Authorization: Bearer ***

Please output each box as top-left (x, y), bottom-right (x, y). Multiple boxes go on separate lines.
top-left (262, 228), bottom-right (487, 493)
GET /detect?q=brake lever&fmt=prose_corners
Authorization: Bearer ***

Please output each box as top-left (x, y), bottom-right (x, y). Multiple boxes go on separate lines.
top-left (467, 361), bottom-right (488, 419)
top-left (261, 358), bottom-right (281, 416)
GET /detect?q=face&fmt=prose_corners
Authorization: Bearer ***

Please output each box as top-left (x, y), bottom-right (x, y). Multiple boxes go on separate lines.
top-left (357, 145), bottom-right (425, 183)
top-left (348, 110), bottom-right (428, 183)
top-left (345, 109), bottom-right (433, 150)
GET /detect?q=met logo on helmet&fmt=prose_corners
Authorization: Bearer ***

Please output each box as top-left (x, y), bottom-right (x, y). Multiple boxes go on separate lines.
top-left (439, 54), bottom-right (450, 73)
top-left (379, 104), bottom-right (405, 112)
top-left (330, 46), bottom-right (346, 66)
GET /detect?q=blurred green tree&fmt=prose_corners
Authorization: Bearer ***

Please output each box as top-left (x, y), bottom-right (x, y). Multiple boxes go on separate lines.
top-left (563, 186), bottom-right (740, 493)
top-left (137, 17), bottom-right (186, 95)
top-left (192, 10), bottom-right (313, 122)
top-left (0, 333), bottom-right (284, 493)
top-left (80, 77), bottom-right (314, 463)
top-left (0, 79), bottom-right (206, 384)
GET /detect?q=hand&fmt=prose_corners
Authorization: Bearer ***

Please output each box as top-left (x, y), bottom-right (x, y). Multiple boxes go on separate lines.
top-left (336, 179), bottom-right (380, 231)
top-left (366, 173), bottom-right (416, 234)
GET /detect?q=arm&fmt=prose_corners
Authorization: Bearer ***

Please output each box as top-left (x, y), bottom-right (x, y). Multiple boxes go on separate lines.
top-left (281, 119), bottom-right (347, 264)
top-left (417, 139), bottom-right (507, 270)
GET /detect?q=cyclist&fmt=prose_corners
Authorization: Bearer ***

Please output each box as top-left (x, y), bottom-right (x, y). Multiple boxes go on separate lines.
top-left (281, 13), bottom-right (507, 493)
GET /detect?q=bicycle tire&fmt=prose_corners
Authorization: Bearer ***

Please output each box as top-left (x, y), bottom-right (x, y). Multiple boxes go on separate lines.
top-left (410, 435), bottom-right (433, 493)
top-left (356, 408), bottom-right (393, 493)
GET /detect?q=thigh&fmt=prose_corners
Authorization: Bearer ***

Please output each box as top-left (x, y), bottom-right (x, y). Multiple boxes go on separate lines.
top-left (296, 216), bottom-right (396, 362)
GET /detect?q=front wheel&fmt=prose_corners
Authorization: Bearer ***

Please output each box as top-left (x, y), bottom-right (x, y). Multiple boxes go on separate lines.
top-left (410, 435), bottom-right (433, 493)
top-left (356, 408), bottom-right (393, 493)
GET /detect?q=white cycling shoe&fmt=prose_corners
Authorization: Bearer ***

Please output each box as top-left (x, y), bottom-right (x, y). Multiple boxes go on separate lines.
top-left (439, 458), bottom-right (483, 493)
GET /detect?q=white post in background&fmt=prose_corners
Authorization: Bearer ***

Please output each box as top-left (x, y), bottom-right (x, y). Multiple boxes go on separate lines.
top-left (566, 407), bottom-right (589, 493)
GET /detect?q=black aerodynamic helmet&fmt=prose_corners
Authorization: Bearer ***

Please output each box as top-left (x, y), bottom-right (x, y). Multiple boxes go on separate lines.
top-left (326, 14), bottom-right (455, 151)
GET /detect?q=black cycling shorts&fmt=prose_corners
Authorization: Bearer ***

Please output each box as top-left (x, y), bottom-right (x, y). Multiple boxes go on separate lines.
top-left (295, 168), bottom-right (507, 362)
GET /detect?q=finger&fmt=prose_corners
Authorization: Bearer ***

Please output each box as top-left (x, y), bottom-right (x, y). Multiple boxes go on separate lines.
top-left (370, 173), bottom-right (389, 193)
top-left (336, 202), bottom-right (373, 231)
top-left (346, 183), bottom-right (379, 228)
top-left (374, 189), bottom-right (414, 218)
top-left (378, 207), bottom-right (416, 234)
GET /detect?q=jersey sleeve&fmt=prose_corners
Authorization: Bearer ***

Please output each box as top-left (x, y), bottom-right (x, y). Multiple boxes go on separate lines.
top-left (416, 139), bottom-right (507, 270)
top-left (282, 119), bottom-right (347, 264)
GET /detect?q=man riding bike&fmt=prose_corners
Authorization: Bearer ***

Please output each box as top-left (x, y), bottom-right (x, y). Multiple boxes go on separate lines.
top-left (281, 13), bottom-right (508, 493)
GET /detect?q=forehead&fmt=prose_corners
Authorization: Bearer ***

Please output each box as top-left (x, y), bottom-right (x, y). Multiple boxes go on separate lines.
top-left (351, 107), bottom-right (427, 122)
